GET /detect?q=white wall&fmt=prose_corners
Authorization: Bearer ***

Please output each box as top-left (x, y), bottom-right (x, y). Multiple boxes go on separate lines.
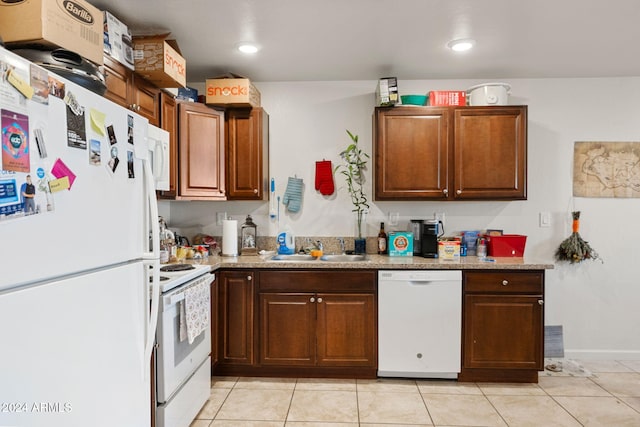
top-left (161, 76), bottom-right (640, 359)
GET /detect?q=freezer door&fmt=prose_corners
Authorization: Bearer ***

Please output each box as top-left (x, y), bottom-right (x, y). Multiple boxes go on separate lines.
top-left (0, 261), bottom-right (151, 427)
top-left (0, 46), bottom-right (154, 291)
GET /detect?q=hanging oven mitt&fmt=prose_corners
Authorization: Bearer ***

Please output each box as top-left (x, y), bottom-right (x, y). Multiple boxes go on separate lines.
top-left (282, 176), bottom-right (303, 213)
top-left (315, 160), bottom-right (334, 196)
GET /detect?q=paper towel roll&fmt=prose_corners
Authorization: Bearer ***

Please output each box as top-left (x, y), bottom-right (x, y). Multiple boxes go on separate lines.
top-left (222, 220), bottom-right (238, 256)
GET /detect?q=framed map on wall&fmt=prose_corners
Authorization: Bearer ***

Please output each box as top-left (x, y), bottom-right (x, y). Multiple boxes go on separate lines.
top-left (573, 141), bottom-right (640, 198)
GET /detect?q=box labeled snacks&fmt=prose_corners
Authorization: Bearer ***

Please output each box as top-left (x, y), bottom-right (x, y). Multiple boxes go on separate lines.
top-left (429, 90), bottom-right (466, 106)
top-left (206, 74), bottom-right (261, 108)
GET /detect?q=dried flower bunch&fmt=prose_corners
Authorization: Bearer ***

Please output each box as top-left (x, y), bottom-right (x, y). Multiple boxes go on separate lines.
top-left (555, 211), bottom-right (602, 264)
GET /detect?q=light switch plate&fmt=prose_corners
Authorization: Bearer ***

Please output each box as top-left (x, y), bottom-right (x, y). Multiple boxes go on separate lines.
top-left (539, 212), bottom-right (551, 227)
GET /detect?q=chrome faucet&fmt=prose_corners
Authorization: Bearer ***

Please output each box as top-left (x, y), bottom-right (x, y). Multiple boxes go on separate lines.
top-left (337, 237), bottom-right (346, 254)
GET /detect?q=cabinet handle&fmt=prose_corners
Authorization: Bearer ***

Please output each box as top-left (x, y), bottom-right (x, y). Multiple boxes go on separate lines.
top-left (317, 297), bottom-right (323, 303)
top-left (502, 280), bottom-right (509, 286)
top-left (247, 276), bottom-right (252, 281)
top-left (456, 189), bottom-right (462, 195)
top-left (310, 297), bottom-right (315, 303)
top-left (443, 189), bottom-right (448, 195)
top-left (130, 104), bottom-right (137, 110)
top-left (253, 188), bottom-right (258, 194)
top-left (538, 299), bottom-right (544, 305)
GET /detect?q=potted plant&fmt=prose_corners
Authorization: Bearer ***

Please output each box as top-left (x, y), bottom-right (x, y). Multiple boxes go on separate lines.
top-left (335, 130), bottom-right (369, 254)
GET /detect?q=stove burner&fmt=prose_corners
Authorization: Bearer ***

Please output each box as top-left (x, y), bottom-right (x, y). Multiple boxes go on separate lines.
top-left (160, 264), bottom-right (195, 272)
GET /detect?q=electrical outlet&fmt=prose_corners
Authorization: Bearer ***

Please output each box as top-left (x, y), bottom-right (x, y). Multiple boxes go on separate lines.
top-left (216, 212), bottom-right (227, 226)
top-left (435, 212), bottom-right (446, 228)
top-left (539, 212), bottom-right (551, 228)
top-left (388, 212), bottom-right (399, 226)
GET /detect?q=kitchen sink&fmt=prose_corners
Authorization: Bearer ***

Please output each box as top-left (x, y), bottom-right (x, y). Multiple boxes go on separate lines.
top-left (268, 253), bottom-right (368, 262)
top-left (320, 254), bottom-right (368, 262)
top-left (268, 254), bottom-right (317, 262)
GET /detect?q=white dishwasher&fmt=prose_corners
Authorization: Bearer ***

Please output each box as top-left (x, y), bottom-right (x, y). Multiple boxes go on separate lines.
top-left (378, 270), bottom-right (462, 379)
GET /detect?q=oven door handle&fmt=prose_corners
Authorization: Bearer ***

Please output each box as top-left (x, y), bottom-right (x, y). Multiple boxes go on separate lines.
top-left (169, 292), bottom-right (185, 305)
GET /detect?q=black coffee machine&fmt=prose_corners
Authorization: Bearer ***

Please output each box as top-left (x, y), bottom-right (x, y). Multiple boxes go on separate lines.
top-left (422, 219), bottom-right (444, 258)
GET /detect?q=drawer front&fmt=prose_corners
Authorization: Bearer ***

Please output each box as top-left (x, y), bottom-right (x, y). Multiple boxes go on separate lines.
top-left (259, 270), bottom-right (376, 293)
top-left (464, 270), bottom-right (543, 294)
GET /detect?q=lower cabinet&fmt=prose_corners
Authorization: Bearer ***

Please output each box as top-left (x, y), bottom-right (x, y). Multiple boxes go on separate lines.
top-left (459, 270), bottom-right (544, 383)
top-left (213, 269), bottom-right (377, 378)
top-left (260, 292), bottom-right (375, 367)
top-left (218, 270), bottom-right (255, 366)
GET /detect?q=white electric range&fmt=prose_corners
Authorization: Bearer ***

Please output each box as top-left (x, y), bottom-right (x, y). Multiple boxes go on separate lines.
top-left (153, 263), bottom-right (213, 427)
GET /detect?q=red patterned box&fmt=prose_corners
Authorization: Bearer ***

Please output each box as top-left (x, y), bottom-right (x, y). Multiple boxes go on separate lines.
top-left (428, 91), bottom-right (467, 106)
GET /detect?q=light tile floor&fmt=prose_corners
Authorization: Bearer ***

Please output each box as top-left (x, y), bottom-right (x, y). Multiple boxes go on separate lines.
top-left (191, 360), bottom-right (640, 427)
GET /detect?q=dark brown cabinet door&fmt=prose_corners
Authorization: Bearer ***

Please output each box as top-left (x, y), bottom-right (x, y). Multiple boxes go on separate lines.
top-left (259, 293), bottom-right (316, 365)
top-left (454, 106), bottom-right (527, 200)
top-left (374, 107), bottom-right (450, 200)
top-left (460, 270), bottom-right (544, 383)
top-left (178, 103), bottom-right (226, 199)
top-left (158, 93), bottom-right (178, 198)
top-left (226, 108), bottom-right (269, 200)
top-left (102, 55), bottom-right (159, 126)
top-left (463, 294), bottom-right (543, 370)
top-left (131, 76), bottom-right (160, 126)
top-left (316, 293), bottom-right (376, 367)
top-left (103, 55), bottom-right (131, 107)
top-left (219, 271), bottom-right (254, 365)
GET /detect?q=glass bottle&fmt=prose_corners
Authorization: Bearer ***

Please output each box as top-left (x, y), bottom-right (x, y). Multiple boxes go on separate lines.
top-left (377, 222), bottom-right (387, 255)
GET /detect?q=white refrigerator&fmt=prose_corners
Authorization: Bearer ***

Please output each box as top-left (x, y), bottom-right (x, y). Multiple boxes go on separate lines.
top-left (0, 47), bottom-right (161, 426)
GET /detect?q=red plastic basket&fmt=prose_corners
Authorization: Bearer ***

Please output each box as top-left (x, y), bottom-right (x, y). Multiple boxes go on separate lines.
top-left (487, 234), bottom-right (527, 257)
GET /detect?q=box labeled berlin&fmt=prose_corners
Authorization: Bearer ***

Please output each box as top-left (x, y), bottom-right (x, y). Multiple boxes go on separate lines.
top-left (0, 0), bottom-right (103, 65)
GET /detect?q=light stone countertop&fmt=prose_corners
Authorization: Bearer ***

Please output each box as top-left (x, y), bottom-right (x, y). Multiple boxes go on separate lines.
top-left (195, 254), bottom-right (554, 271)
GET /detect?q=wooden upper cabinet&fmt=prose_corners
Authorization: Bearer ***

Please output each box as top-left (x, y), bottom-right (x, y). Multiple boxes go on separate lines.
top-left (375, 107), bottom-right (450, 200)
top-left (374, 105), bottom-right (527, 201)
top-left (225, 108), bottom-right (269, 200)
top-left (103, 55), bottom-right (131, 107)
top-left (102, 55), bottom-right (160, 126)
top-left (158, 93), bottom-right (178, 198)
top-left (178, 102), bottom-right (226, 199)
top-left (454, 107), bottom-right (527, 200)
top-left (131, 76), bottom-right (160, 126)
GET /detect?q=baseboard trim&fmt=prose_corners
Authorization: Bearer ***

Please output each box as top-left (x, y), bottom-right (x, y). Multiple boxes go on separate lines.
top-left (563, 350), bottom-right (640, 360)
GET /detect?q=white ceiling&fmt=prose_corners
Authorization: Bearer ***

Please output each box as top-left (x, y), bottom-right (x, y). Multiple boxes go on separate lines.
top-left (92, 0), bottom-right (640, 83)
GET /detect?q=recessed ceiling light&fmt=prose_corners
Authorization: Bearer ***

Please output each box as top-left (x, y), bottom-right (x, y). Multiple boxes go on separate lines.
top-left (447, 38), bottom-right (475, 52)
top-left (237, 43), bottom-right (259, 54)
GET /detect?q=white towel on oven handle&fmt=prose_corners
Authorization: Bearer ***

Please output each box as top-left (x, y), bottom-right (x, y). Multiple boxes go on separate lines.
top-left (178, 280), bottom-right (210, 344)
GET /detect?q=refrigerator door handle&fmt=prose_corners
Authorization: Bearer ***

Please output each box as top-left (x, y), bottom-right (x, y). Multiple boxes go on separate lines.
top-left (142, 158), bottom-right (161, 376)
top-left (143, 258), bottom-right (160, 380)
top-left (143, 158), bottom-right (159, 260)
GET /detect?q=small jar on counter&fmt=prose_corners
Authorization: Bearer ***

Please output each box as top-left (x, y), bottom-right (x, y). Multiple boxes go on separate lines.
top-left (476, 238), bottom-right (487, 258)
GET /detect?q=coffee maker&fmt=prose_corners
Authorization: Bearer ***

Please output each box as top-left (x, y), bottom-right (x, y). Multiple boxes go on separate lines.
top-left (422, 219), bottom-right (444, 258)
top-left (409, 220), bottom-right (423, 256)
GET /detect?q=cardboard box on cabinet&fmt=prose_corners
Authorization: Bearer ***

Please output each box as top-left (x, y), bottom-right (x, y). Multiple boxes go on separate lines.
top-left (133, 34), bottom-right (186, 88)
top-left (0, 0), bottom-right (104, 65)
top-left (103, 11), bottom-right (134, 70)
top-left (429, 90), bottom-right (467, 106)
top-left (205, 73), bottom-right (261, 108)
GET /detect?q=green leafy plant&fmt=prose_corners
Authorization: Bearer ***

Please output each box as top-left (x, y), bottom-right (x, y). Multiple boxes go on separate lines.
top-left (335, 130), bottom-right (369, 238)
